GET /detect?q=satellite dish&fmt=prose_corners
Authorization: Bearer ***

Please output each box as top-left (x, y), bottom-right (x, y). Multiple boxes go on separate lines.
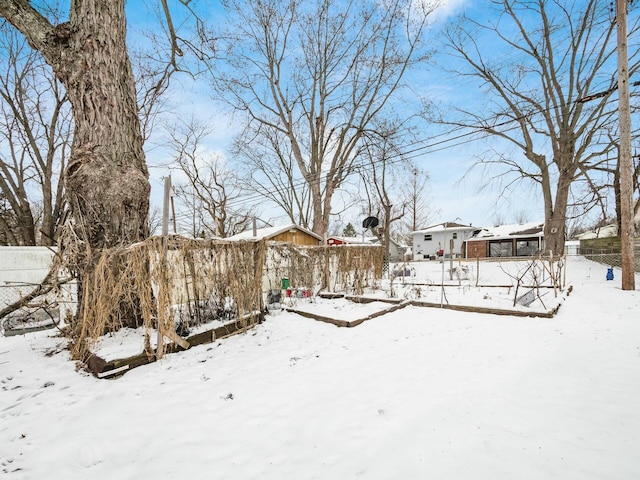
top-left (362, 216), bottom-right (379, 229)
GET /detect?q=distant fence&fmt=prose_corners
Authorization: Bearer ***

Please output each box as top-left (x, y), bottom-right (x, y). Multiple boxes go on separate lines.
top-left (0, 246), bottom-right (76, 326)
top-left (0, 246), bottom-right (56, 308)
top-left (579, 237), bottom-right (640, 271)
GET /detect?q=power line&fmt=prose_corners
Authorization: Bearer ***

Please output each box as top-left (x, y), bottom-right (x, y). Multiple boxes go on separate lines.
top-left (576, 80), bottom-right (640, 103)
top-left (166, 119), bottom-right (523, 219)
top-left (158, 85), bottom-right (637, 219)
top-left (202, 109), bottom-right (563, 212)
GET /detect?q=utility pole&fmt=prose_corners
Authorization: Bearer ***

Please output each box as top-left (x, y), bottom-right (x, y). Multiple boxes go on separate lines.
top-left (157, 175), bottom-right (172, 359)
top-left (617, 0), bottom-right (636, 290)
top-left (162, 175), bottom-right (171, 242)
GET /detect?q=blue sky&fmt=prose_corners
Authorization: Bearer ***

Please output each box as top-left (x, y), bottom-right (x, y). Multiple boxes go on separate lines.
top-left (127, 0), bottom-right (635, 233)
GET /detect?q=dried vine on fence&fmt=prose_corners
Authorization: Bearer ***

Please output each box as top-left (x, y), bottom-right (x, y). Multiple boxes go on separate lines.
top-left (69, 237), bottom-right (266, 361)
top-left (262, 244), bottom-right (384, 296)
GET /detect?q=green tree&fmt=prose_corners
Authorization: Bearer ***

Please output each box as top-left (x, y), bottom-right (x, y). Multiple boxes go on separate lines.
top-left (342, 223), bottom-right (357, 237)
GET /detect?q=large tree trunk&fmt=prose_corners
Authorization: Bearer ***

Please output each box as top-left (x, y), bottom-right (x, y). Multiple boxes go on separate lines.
top-left (61, 1), bottom-right (149, 248)
top-left (310, 175), bottom-right (331, 237)
top-left (0, 1), bottom-right (150, 330)
top-left (544, 175), bottom-right (571, 258)
top-left (0, 1), bottom-right (150, 248)
top-left (60, 1), bottom-right (150, 329)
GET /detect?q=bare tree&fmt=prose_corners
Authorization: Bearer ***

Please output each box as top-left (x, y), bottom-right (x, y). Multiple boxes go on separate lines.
top-left (0, 0), bottom-right (203, 246)
top-left (358, 121), bottom-right (417, 256)
top-left (205, 0), bottom-right (435, 237)
top-left (147, 205), bottom-right (163, 236)
top-left (0, 1), bottom-right (152, 251)
top-left (0, 1), bottom-right (201, 334)
top-left (0, 24), bottom-right (69, 246)
top-left (0, 190), bottom-right (17, 245)
top-left (0, 2), bottom-right (201, 248)
top-left (444, 0), bottom-right (639, 256)
top-left (491, 213), bottom-right (507, 228)
top-left (130, 1), bottom-right (210, 143)
top-left (170, 120), bottom-right (257, 238)
top-left (513, 210), bottom-right (530, 225)
top-left (400, 167), bottom-right (435, 240)
top-left (635, 151), bottom-right (640, 229)
top-left (588, 138), bottom-right (640, 237)
top-left (235, 126), bottom-right (313, 228)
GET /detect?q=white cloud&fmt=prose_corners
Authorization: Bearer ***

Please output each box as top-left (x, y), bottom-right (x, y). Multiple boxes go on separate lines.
top-left (425, 0), bottom-right (467, 24)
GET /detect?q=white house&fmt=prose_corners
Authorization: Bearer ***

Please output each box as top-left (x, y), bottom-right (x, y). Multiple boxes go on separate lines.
top-left (564, 240), bottom-right (580, 256)
top-left (410, 222), bottom-right (478, 261)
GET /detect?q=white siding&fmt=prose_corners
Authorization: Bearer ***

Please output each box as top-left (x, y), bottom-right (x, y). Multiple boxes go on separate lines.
top-left (412, 228), bottom-right (475, 261)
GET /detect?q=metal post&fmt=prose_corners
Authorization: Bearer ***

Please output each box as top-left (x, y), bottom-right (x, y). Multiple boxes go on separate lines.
top-left (440, 224), bottom-right (446, 307)
top-left (162, 176), bottom-right (171, 241)
top-left (170, 193), bottom-right (177, 234)
top-left (449, 238), bottom-right (454, 280)
top-left (157, 175), bottom-right (172, 359)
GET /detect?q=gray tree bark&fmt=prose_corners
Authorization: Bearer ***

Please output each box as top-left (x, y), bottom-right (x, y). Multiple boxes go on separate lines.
top-left (0, 1), bottom-right (150, 331)
top-left (0, 0), bottom-right (150, 252)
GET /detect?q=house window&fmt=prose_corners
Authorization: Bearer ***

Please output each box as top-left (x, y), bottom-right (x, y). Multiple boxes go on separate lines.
top-left (489, 240), bottom-right (513, 257)
top-left (452, 232), bottom-right (458, 240)
top-left (516, 239), bottom-right (539, 256)
top-left (424, 234), bottom-right (432, 241)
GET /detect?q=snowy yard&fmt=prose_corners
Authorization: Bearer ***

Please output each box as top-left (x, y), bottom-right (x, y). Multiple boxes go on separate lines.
top-left (1, 256), bottom-right (639, 479)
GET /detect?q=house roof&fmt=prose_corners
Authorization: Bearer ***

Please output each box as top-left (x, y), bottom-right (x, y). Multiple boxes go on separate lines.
top-left (327, 235), bottom-right (406, 251)
top-left (470, 222), bottom-right (544, 241)
top-left (575, 224), bottom-right (618, 240)
top-left (327, 235), bottom-right (376, 244)
top-left (367, 236), bottom-right (406, 248)
top-left (411, 221), bottom-right (477, 235)
top-left (226, 223), bottom-right (323, 242)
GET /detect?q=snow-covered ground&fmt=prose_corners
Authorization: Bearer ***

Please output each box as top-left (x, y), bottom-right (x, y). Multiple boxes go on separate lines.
top-left (1, 256), bottom-right (639, 479)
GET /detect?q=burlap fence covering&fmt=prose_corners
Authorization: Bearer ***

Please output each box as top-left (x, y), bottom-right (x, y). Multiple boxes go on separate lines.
top-left (70, 237), bottom-right (383, 363)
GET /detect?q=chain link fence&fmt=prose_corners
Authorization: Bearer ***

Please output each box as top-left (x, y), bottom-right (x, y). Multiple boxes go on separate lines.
top-left (581, 253), bottom-right (640, 271)
top-left (579, 238), bottom-right (640, 272)
top-left (0, 284), bottom-right (16, 308)
top-left (0, 247), bottom-right (66, 334)
top-left (0, 283), bottom-right (37, 309)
